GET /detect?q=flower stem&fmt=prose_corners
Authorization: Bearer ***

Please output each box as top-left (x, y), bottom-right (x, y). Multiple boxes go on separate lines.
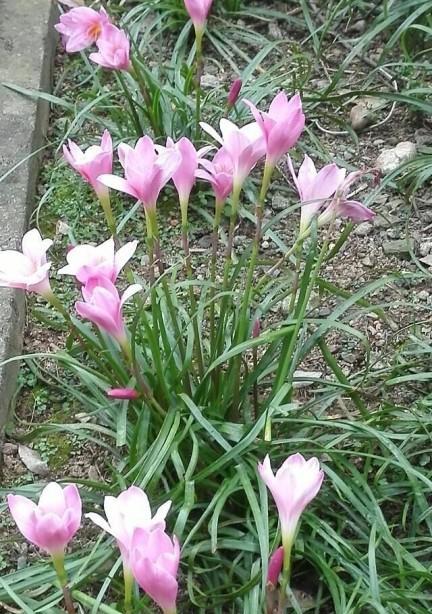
top-left (123, 566), bottom-right (134, 614)
top-left (277, 536), bottom-right (293, 614)
top-left (98, 191), bottom-right (117, 236)
top-left (52, 554), bottom-right (76, 614)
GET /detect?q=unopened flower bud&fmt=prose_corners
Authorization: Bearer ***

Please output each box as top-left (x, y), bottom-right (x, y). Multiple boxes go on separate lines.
top-left (252, 318), bottom-right (261, 338)
top-left (107, 387), bottom-right (140, 400)
top-left (227, 78), bottom-right (242, 108)
top-left (267, 546), bottom-right (284, 587)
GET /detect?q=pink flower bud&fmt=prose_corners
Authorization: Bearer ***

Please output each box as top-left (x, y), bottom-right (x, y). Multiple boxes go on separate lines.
top-left (252, 318), bottom-right (261, 338)
top-left (7, 482), bottom-right (82, 557)
top-left (267, 546), bottom-right (284, 587)
top-left (107, 388), bottom-right (140, 400)
top-left (227, 78), bottom-right (242, 108)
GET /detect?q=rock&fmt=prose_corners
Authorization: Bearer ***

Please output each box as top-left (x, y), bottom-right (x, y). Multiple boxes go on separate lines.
top-left (414, 128), bottom-right (432, 147)
top-left (420, 255), bottom-right (432, 267)
top-left (354, 222), bottom-right (373, 236)
top-left (419, 241), bottom-right (432, 257)
top-left (361, 255), bottom-right (375, 267)
top-left (233, 234), bottom-right (246, 247)
top-left (271, 195), bottom-right (286, 211)
top-left (268, 22), bottom-right (283, 39)
top-left (418, 290), bottom-right (429, 301)
top-left (386, 228), bottom-right (401, 239)
top-left (18, 444), bottom-right (49, 476)
top-left (376, 141), bottom-right (417, 174)
top-left (350, 19), bottom-right (366, 33)
top-left (200, 74), bottom-right (220, 89)
top-left (262, 240), bottom-right (270, 249)
top-left (373, 213), bottom-right (398, 229)
top-left (382, 239), bottom-right (414, 256)
top-left (197, 234), bottom-right (212, 249)
top-left (3, 442), bottom-right (17, 455)
top-left (350, 104), bottom-right (375, 132)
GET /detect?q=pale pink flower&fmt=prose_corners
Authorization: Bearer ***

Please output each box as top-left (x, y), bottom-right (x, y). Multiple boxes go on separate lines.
top-left (258, 454), bottom-right (324, 539)
top-left (89, 24), bottom-right (131, 71)
top-left (99, 136), bottom-right (181, 210)
top-left (287, 154), bottom-right (347, 233)
top-left (86, 486), bottom-right (171, 569)
top-left (200, 119), bottom-right (265, 188)
top-left (196, 147), bottom-right (234, 203)
top-left (75, 276), bottom-right (141, 345)
top-left (63, 130), bottom-right (113, 199)
top-left (267, 546), bottom-right (284, 587)
top-left (130, 527), bottom-right (180, 614)
top-left (184, 0), bottom-right (213, 31)
top-left (244, 92), bottom-right (305, 166)
top-left (0, 229), bottom-right (52, 297)
top-left (318, 170), bottom-right (375, 226)
top-left (7, 482), bottom-right (81, 557)
top-left (58, 238), bottom-right (138, 285)
top-left (55, 7), bottom-right (109, 53)
top-left (107, 388), bottom-right (140, 400)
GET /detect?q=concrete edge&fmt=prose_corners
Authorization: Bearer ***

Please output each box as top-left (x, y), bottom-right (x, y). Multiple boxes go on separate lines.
top-left (0, 0), bottom-right (58, 444)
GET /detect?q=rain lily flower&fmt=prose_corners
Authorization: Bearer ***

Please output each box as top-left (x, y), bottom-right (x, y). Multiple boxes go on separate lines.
top-left (75, 276), bottom-right (141, 347)
top-left (0, 229), bottom-right (52, 297)
top-left (157, 137), bottom-right (211, 224)
top-left (107, 388), bottom-right (140, 400)
top-left (287, 154), bottom-right (347, 234)
top-left (89, 24), bottom-right (131, 71)
top-left (227, 78), bottom-right (242, 108)
top-left (7, 482), bottom-right (82, 558)
top-left (58, 237), bottom-right (138, 285)
top-left (196, 147), bottom-right (234, 204)
top-left (99, 136), bottom-right (181, 222)
top-left (55, 7), bottom-right (109, 53)
top-left (318, 170), bottom-right (375, 226)
top-left (86, 486), bottom-right (171, 568)
top-left (184, 0), bottom-right (213, 33)
top-left (244, 92), bottom-right (305, 167)
top-left (200, 119), bottom-right (265, 191)
top-left (130, 527), bottom-right (180, 614)
top-left (267, 546), bottom-right (284, 587)
top-left (63, 130), bottom-right (113, 200)
top-left (258, 453), bottom-right (324, 542)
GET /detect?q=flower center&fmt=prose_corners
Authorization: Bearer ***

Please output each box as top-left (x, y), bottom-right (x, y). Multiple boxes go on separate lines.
top-left (88, 23), bottom-right (102, 40)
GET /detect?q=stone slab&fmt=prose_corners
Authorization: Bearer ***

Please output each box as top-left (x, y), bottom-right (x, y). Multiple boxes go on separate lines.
top-left (0, 0), bottom-right (58, 439)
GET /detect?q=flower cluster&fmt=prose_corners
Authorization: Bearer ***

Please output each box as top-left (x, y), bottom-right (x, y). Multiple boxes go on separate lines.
top-left (7, 453), bottom-right (323, 612)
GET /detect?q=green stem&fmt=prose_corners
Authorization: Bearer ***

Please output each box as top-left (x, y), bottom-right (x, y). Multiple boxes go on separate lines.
top-left (277, 536), bottom-right (293, 614)
top-left (72, 591), bottom-right (121, 613)
top-left (194, 28), bottom-right (204, 140)
top-left (209, 199), bottom-right (223, 359)
top-left (230, 163), bottom-right (273, 418)
top-left (124, 566), bottom-right (134, 614)
top-left (182, 219), bottom-right (205, 378)
top-left (116, 70), bottom-right (143, 136)
top-left (98, 190), bottom-right (117, 236)
top-left (52, 554), bottom-right (75, 614)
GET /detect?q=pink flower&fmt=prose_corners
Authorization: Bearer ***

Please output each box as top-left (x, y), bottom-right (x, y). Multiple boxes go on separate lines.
top-left (184, 0), bottom-right (213, 31)
top-left (0, 229), bottom-right (52, 297)
top-left (200, 119), bottom-right (265, 189)
top-left (318, 170), bottom-right (375, 226)
top-left (75, 277), bottom-right (141, 345)
top-left (58, 238), bottom-right (138, 284)
top-left (89, 24), bottom-right (131, 71)
top-left (267, 546), bottom-right (284, 587)
top-left (130, 527), bottom-right (180, 614)
top-left (107, 388), bottom-right (140, 400)
top-left (7, 482), bottom-right (81, 557)
top-left (55, 7), bottom-right (110, 53)
top-left (86, 486), bottom-right (171, 569)
top-left (288, 154), bottom-right (347, 233)
top-left (99, 136), bottom-right (181, 211)
top-left (244, 92), bottom-right (305, 166)
top-left (63, 130), bottom-right (113, 199)
top-left (258, 454), bottom-right (324, 539)
top-left (196, 147), bottom-right (234, 203)
top-left (227, 78), bottom-right (242, 108)
top-left (157, 138), bottom-right (211, 212)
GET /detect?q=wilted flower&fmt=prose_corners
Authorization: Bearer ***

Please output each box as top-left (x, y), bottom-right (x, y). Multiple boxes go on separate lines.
top-left (258, 453), bottom-right (324, 540)
top-left (130, 527), bottom-right (180, 614)
top-left (318, 170), bottom-right (375, 226)
top-left (7, 482), bottom-right (81, 557)
top-left (89, 24), bottom-right (131, 71)
top-left (244, 92), bottom-right (305, 167)
top-left (63, 130), bottom-right (113, 199)
top-left (75, 277), bottom-right (141, 346)
top-left (58, 237), bottom-right (138, 284)
top-left (55, 6), bottom-right (109, 53)
top-left (0, 229), bottom-right (52, 297)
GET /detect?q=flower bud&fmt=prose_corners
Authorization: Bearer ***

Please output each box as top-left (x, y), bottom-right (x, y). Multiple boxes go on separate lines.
top-left (227, 78), bottom-right (242, 108)
top-left (267, 546), bottom-right (284, 587)
top-left (107, 388), bottom-right (140, 400)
